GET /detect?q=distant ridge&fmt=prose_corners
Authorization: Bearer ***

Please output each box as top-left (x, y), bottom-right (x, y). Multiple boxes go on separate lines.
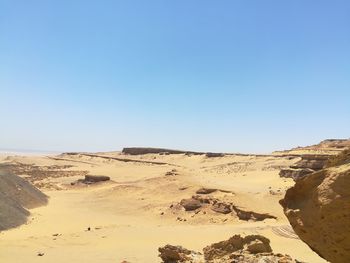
top-left (122, 147), bottom-right (224, 157)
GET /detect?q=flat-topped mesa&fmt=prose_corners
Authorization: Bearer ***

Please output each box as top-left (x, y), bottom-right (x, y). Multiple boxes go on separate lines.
top-left (122, 147), bottom-right (224, 157)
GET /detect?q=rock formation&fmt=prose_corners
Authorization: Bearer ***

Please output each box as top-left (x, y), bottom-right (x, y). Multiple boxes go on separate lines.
top-left (280, 149), bottom-right (350, 263)
top-left (203, 234), bottom-right (272, 261)
top-left (277, 139), bottom-right (350, 180)
top-left (275, 139), bottom-right (350, 155)
top-left (279, 168), bottom-right (314, 181)
top-left (231, 206), bottom-right (277, 221)
top-left (279, 155), bottom-right (330, 181)
top-left (196, 188), bottom-right (218, 194)
top-left (290, 155), bottom-right (329, 170)
top-left (158, 245), bottom-right (202, 263)
top-left (83, 175), bottom-right (110, 183)
top-left (122, 147), bottom-right (224, 157)
top-left (180, 198), bottom-right (202, 211)
top-left (159, 234), bottom-right (300, 263)
top-left (178, 195), bottom-right (276, 221)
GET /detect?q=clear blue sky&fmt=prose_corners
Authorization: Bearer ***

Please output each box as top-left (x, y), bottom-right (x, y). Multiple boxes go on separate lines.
top-left (1, 1), bottom-right (349, 153)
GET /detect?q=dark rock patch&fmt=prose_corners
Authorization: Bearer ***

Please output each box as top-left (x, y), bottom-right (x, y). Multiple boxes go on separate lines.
top-left (180, 198), bottom-right (202, 211)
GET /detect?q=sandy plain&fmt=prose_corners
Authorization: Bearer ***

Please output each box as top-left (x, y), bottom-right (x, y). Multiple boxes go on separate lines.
top-left (0, 151), bottom-right (327, 262)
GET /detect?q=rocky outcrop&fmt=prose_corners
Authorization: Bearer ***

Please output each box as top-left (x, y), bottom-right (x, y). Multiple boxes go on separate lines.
top-left (123, 147), bottom-right (189, 155)
top-left (180, 198), bottom-right (202, 211)
top-left (196, 188), bottom-right (217, 194)
top-left (158, 245), bottom-right (202, 263)
top-left (205, 152), bottom-right (225, 158)
top-left (280, 149), bottom-right (350, 263)
top-left (211, 202), bottom-right (232, 214)
top-left (179, 195), bottom-right (276, 221)
top-left (83, 175), bottom-right (110, 183)
top-left (0, 168), bottom-right (48, 231)
top-left (277, 139), bottom-right (350, 180)
top-left (290, 155), bottom-right (329, 170)
top-left (203, 235), bottom-right (272, 261)
top-left (159, 235), bottom-right (299, 263)
top-left (122, 147), bottom-right (225, 157)
top-left (72, 175), bottom-right (111, 186)
top-left (279, 155), bottom-right (330, 181)
top-left (279, 168), bottom-right (314, 180)
top-left (231, 206), bottom-right (277, 221)
top-left (275, 139), bottom-right (350, 155)
top-left (165, 169), bottom-right (178, 176)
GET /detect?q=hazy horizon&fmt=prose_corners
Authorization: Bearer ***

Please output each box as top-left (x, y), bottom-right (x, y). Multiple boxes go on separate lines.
top-left (1, 1), bottom-right (350, 153)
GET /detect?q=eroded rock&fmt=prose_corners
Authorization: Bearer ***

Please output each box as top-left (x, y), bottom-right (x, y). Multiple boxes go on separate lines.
top-left (203, 235), bottom-right (272, 261)
top-left (279, 168), bottom-right (314, 181)
top-left (158, 245), bottom-right (201, 263)
top-left (84, 175), bottom-right (110, 183)
top-left (280, 149), bottom-right (350, 263)
top-left (232, 206), bottom-right (277, 221)
top-left (159, 235), bottom-right (299, 263)
top-left (196, 188), bottom-right (217, 194)
top-left (177, 195), bottom-right (276, 221)
top-left (211, 202), bottom-right (232, 214)
top-left (290, 155), bottom-right (328, 170)
top-left (281, 169), bottom-right (350, 263)
top-left (180, 198), bottom-right (202, 211)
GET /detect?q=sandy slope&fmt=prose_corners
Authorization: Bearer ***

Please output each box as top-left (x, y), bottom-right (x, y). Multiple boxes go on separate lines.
top-left (0, 152), bottom-right (327, 262)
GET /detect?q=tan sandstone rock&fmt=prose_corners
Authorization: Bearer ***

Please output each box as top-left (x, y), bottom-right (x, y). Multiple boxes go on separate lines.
top-left (280, 149), bottom-right (350, 263)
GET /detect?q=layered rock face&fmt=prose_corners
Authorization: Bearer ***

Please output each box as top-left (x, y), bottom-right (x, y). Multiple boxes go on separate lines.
top-left (280, 149), bottom-right (350, 263)
top-left (278, 139), bottom-right (350, 180)
top-left (0, 168), bottom-right (48, 231)
top-left (280, 155), bottom-right (330, 181)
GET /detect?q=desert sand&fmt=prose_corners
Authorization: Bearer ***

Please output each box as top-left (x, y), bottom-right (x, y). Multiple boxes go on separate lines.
top-left (0, 147), bottom-right (331, 263)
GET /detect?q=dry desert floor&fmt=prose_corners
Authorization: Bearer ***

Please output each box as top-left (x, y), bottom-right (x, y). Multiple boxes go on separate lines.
top-left (0, 152), bottom-right (327, 262)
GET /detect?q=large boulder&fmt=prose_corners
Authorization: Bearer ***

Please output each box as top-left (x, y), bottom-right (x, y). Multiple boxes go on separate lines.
top-left (180, 198), bottom-right (202, 211)
top-left (280, 149), bottom-right (350, 263)
top-left (158, 245), bottom-right (201, 263)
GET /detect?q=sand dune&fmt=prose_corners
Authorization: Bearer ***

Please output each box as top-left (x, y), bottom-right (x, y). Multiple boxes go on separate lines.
top-left (0, 167), bottom-right (47, 231)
